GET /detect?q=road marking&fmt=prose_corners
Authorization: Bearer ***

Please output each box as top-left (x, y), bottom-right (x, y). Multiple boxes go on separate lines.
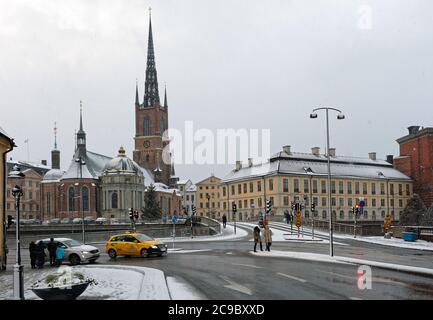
top-left (169, 249), bottom-right (212, 254)
top-left (349, 297), bottom-right (363, 300)
top-left (231, 263), bottom-right (263, 269)
top-left (319, 270), bottom-right (355, 280)
top-left (226, 252), bottom-right (233, 255)
top-left (220, 276), bottom-right (253, 296)
top-left (277, 272), bottom-right (307, 283)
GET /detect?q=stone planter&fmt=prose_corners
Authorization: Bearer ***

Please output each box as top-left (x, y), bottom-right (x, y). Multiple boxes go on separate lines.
top-left (32, 281), bottom-right (91, 300)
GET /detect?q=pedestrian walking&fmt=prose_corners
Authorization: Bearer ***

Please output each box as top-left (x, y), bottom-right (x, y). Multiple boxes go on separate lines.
top-left (47, 238), bottom-right (57, 266)
top-left (264, 224), bottom-right (273, 251)
top-left (55, 243), bottom-right (65, 267)
top-left (35, 241), bottom-right (46, 269)
top-left (253, 226), bottom-right (263, 252)
top-left (29, 241), bottom-right (37, 269)
top-left (222, 214), bottom-right (227, 228)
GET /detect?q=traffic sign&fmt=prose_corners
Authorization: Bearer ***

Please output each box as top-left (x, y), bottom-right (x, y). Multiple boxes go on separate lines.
top-left (295, 211), bottom-right (301, 228)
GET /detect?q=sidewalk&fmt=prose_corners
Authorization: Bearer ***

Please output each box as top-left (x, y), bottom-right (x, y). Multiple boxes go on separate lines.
top-left (0, 265), bottom-right (199, 300)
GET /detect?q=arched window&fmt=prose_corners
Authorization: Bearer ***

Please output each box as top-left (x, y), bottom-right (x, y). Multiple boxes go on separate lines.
top-left (146, 154), bottom-right (150, 163)
top-left (81, 186), bottom-right (89, 212)
top-left (144, 117), bottom-right (151, 136)
top-left (68, 186), bottom-right (75, 212)
top-left (364, 210), bottom-right (368, 219)
top-left (339, 210), bottom-right (344, 220)
top-left (322, 210), bottom-right (327, 219)
top-left (111, 192), bottom-right (118, 209)
top-left (372, 210), bottom-right (376, 220)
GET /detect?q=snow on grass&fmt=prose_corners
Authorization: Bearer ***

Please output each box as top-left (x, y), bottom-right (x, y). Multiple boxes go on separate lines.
top-left (166, 277), bottom-right (206, 300)
top-left (0, 265), bottom-right (170, 300)
top-left (251, 250), bottom-right (433, 276)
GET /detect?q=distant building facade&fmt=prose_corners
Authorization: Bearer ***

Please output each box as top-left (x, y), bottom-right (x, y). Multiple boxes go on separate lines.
top-left (221, 146), bottom-right (413, 222)
top-left (196, 175), bottom-right (222, 219)
top-left (394, 126), bottom-right (433, 208)
top-left (177, 179), bottom-right (197, 215)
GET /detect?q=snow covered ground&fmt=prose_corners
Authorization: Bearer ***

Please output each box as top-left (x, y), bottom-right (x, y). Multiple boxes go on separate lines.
top-left (157, 223), bottom-right (248, 243)
top-left (291, 224), bottom-right (433, 251)
top-left (251, 250), bottom-right (433, 276)
top-left (0, 265), bottom-right (200, 300)
top-left (238, 222), bottom-right (346, 245)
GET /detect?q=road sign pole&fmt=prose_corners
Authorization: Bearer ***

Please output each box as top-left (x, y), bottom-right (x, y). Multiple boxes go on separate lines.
top-left (173, 223), bottom-right (175, 249)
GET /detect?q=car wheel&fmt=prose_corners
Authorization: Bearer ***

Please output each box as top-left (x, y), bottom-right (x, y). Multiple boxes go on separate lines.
top-left (140, 248), bottom-right (148, 258)
top-left (108, 249), bottom-right (117, 259)
top-left (69, 254), bottom-right (81, 266)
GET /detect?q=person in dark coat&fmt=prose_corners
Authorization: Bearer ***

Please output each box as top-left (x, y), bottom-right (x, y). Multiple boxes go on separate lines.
top-left (29, 241), bottom-right (37, 269)
top-left (222, 214), bottom-right (227, 228)
top-left (253, 226), bottom-right (263, 252)
top-left (35, 241), bottom-right (46, 269)
top-left (47, 238), bottom-right (57, 266)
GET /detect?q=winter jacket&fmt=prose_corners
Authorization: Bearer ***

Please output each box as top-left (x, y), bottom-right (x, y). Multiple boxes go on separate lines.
top-left (253, 226), bottom-right (262, 242)
top-left (264, 226), bottom-right (272, 243)
top-left (56, 247), bottom-right (65, 260)
top-left (48, 241), bottom-right (57, 255)
top-left (29, 242), bottom-right (37, 257)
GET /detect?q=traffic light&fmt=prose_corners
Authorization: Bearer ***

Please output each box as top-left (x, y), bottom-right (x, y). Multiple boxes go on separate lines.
top-left (232, 202), bottom-right (237, 214)
top-left (192, 205), bottom-right (197, 216)
top-left (7, 215), bottom-right (14, 229)
top-left (355, 205), bottom-right (360, 215)
top-left (134, 210), bottom-right (139, 220)
top-left (129, 208), bottom-right (134, 220)
top-left (266, 200), bottom-right (272, 214)
top-left (311, 203), bottom-right (316, 212)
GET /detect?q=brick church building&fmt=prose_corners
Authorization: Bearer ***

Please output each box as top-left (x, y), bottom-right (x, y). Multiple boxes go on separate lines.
top-left (39, 12), bottom-right (180, 221)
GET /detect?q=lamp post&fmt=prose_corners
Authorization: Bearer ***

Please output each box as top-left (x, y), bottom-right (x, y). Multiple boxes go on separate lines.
top-left (310, 107), bottom-right (345, 257)
top-left (8, 165), bottom-right (25, 300)
top-left (75, 157), bottom-right (86, 244)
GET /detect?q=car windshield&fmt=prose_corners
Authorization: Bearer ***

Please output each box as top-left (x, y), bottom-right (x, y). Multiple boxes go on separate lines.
top-left (135, 234), bottom-right (154, 242)
top-left (62, 239), bottom-right (83, 247)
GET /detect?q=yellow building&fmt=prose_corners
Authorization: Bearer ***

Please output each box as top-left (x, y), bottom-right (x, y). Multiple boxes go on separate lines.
top-left (220, 146), bottom-right (413, 222)
top-left (0, 127), bottom-right (15, 270)
top-left (195, 175), bottom-right (222, 219)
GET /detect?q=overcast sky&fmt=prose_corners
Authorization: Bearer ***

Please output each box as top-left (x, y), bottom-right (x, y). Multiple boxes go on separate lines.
top-left (1, 0), bottom-right (432, 183)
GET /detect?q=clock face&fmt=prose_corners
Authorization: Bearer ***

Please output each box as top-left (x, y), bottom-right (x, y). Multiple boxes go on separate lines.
top-left (143, 140), bottom-right (151, 148)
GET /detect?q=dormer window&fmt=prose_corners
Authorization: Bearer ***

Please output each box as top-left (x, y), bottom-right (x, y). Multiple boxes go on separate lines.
top-left (303, 167), bottom-right (314, 174)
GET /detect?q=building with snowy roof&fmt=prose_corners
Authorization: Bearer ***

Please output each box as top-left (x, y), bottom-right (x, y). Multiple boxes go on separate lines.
top-left (220, 145), bottom-right (413, 223)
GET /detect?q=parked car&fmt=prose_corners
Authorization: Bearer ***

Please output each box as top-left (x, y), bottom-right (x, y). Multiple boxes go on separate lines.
top-left (84, 216), bottom-right (96, 224)
top-left (95, 217), bottom-right (108, 225)
top-left (27, 219), bottom-right (42, 225)
top-left (36, 238), bottom-right (100, 265)
top-left (105, 232), bottom-right (167, 259)
top-left (61, 218), bottom-right (72, 224)
top-left (42, 220), bottom-right (50, 226)
top-left (72, 218), bottom-right (83, 224)
top-left (49, 218), bottom-right (61, 225)
top-left (110, 218), bottom-right (120, 225)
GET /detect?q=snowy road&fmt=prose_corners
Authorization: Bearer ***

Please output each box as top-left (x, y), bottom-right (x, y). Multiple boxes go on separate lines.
top-left (3, 222), bottom-right (433, 300)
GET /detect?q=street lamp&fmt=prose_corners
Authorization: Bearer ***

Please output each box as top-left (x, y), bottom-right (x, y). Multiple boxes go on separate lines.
top-left (75, 157), bottom-right (86, 244)
top-left (8, 165), bottom-right (25, 300)
top-left (310, 107), bottom-right (345, 257)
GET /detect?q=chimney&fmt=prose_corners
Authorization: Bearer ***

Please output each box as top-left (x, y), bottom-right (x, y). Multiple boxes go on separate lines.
top-left (248, 158), bottom-right (253, 167)
top-left (329, 148), bottom-right (336, 157)
top-left (408, 126), bottom-right (420, 135)
top-left (386, 155), bottom-right (394, 164)
top-left (312, 147), bottom-right (320, 156)
top-left (368, 152), bottom-right (377, 161)
top-left (282, 145), bottom-right (291, 155)
top-left (235, 160), bottom-right (242, 171)
top-left (41, 160), bottom-right (47, 166)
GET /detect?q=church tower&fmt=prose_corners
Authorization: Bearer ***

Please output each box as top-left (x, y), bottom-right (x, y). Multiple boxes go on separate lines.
top-left (133, 9), bottom-right (172, 185)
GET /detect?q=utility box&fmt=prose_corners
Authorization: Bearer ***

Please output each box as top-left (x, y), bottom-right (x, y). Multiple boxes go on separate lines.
top-left (402, 232), bottom-right (417, 242)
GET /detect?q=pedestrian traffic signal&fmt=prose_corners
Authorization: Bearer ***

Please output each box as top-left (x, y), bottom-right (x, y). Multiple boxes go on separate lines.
top-left (311, 203), bottom-right (316, 212)
top-left (355, 205), bottom-right (360, 215)
top-left (134, 210), bottom-right (139, 220)
top-left (7, 215), bottom-right (14, 229)
top-left (266, 200), bottom-right (272, 214)
top-left (129, 208), bottom-right (134, 220)
top-left (192, 205), bottom-right (197, 216)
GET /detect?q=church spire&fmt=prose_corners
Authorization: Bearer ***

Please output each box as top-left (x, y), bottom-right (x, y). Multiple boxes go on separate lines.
top-left (135, 79), bottom-right (140, 106)
top-left (79, 100), bottom-right (84, 132)
top-left (54, 121), bottom-right (58, 150)
top-left (143, 7), bottom-right (160, 107)
top-left (163, 83), bottom-right (168, 108)
top-left (76, 100), bottom-right (86, 157)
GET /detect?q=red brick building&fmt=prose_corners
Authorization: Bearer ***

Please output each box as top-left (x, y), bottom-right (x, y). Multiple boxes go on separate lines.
top-left (394, 126), bottom-right (433, 207)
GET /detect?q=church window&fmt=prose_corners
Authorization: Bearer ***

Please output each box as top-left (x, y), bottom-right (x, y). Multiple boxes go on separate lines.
top-left (144, 117), bottom-right (151, 136)
top-left (112, 192), bottom-right (118, 209)
top-left (68, 186), bottom-right (75, 212)
top-left (160, 114), bottom-right (164, 134)
top-left (81, 186), bottom-right (89, 212)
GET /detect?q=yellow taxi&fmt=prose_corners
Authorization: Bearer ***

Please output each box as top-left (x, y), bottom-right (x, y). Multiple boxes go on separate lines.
top-left (105, 232), bottom-right (168, 259)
